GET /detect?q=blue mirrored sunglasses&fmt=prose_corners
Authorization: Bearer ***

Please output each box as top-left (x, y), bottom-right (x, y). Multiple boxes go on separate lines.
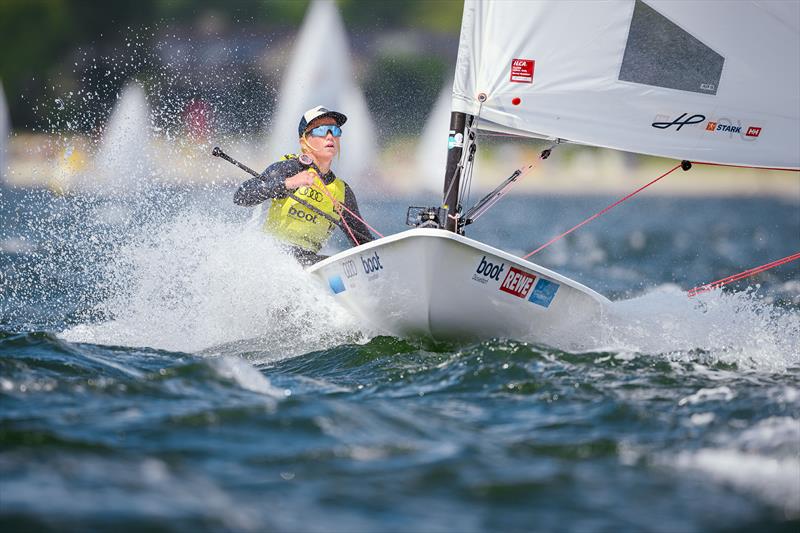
top-left (307, 124), bottom-right (342, 137)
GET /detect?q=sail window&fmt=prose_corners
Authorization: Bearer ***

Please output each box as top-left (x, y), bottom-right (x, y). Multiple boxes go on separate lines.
top-left (619, 0), bottom-right (724, 95)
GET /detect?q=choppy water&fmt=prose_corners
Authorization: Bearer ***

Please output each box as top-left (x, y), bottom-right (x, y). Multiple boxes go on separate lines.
top-left (1, 185), bottom-right (799, 532)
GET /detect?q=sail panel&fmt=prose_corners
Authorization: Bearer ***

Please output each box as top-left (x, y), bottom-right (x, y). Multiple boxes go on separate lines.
top-left (452, 0), bottom-right (800, 169)
top-left (620, 0), bottom-right (724, 96)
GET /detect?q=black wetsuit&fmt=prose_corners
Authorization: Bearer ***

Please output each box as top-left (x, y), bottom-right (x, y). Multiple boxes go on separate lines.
top-left (233, 157), bottom-right (374, 264)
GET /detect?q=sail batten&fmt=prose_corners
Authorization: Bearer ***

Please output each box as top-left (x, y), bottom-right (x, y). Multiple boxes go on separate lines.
top-left (452, 0), bottom-right (800, 169)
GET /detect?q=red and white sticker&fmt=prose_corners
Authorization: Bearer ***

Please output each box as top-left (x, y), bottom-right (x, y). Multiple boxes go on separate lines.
top-left (499, 267), bottom-right (536, 299)
top-left (746, 126), bottom-right (762, 137)
top-left (510, 59), bottom-right (535, 83)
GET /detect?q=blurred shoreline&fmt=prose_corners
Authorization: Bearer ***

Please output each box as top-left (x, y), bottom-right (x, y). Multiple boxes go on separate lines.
top-left (4, 132), bottom-right (799, 199)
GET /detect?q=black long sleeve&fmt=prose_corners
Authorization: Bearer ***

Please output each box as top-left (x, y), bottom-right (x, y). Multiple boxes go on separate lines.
top-left (233, 158), bottom-right (302, 206)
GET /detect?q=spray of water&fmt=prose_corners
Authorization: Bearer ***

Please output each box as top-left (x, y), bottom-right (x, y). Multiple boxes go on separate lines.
top-left (61, 209), bottom-right (367, 358)
top-left (600, 284), bottom-right (800, 372)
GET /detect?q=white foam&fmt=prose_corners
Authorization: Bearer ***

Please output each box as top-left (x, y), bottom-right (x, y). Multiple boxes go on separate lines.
top-left (673, 448), bottom-right (799, 517)
top-left (0, 454), bottom-right (260, 531)
top-left (669, 415), bottom-right (800, 517)
top-left (210, 356), bottom-right (283, 398)
top-left (688, 412), bottom-right (715, 426)
top-left (678, 386), bottom-right (735, 406)
top-left (600, 285), bottom-right (800, 372)
top-left (62, 211), bottom-right (367, 358)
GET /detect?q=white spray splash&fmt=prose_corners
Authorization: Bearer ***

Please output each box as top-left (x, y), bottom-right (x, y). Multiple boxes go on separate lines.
top-left (62, 210), bottom-right (368, 358)
top-left (600, 285), bottom-right (800, 372)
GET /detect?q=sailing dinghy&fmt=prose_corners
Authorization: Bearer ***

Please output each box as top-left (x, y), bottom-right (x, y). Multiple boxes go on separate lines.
top-left (308, 0), bottom-right (800, 341)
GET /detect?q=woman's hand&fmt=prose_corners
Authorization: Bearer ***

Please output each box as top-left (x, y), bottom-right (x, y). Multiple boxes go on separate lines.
top-left (284, 169), bottom-right (318, 190)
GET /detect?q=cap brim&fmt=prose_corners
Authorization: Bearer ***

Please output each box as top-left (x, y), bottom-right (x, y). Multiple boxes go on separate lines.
top-left (303, 111), bottom-right (347, 133)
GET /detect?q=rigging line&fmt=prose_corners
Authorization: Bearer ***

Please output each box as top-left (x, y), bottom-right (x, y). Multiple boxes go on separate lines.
top-left (309, 177), bottom-right (385, 239)
top-left (687, 251), bottom-right (800, 297)
top-left (442, 162), bottom-right (462, 207)
top-left (464, 103), bottom-right (483, 206)
top-left (441, 114), bottom-right (476, 208)
top-left (466, 140), bottom-right (559, 224)
top-left (522, 162), bottom-right (683, 259)
top-left (458, 145), bottom-right (471, 206)
top-left (460, 135), bottom-right (477, 210)
top-left (694, 162), bottom-right (800, 172)
top-left (467, 163), bottom-right (534, 223)
top-left (441, 154), bottom-right (466, 208)
top-left (459, 104), bottom-right (483, 210)
top-left (334, 202), bottom-right (360, 246)
top-left (464, 130), bottom-right (481, 210)
top-left (476, 131), bottom-right (525, 138)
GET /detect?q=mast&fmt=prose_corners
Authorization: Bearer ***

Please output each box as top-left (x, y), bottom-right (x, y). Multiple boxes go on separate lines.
top-left (442, 111), bottom-right (471, 233)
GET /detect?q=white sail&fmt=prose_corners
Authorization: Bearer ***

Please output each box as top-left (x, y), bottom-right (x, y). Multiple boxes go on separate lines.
top-left (0, 80), bottom-right (9, 182)
top-left (265, 0), bottom-right (378, 185)
top-left (453, 0), bottom-right (800, 169)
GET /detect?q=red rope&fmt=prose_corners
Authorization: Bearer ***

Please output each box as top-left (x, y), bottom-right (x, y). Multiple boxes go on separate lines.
top-left (687, 251), bottom-right (800, 297)
top-left (332, 198), bottom-right (384, 238)
top-left (334, 202), bottom-right (360, 246)
top-left (522, 163), bottom-right (683, 259)
top-left (310, 177), bottom-right (384, 239)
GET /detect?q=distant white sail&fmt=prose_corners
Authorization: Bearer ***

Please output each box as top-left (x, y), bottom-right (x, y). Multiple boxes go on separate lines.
top-left (0, 80), bottom-right (9, 182)
top-left (93, 82), bottom-right (155, 193)
top-left (265, 0), bottom-right (378, 184)
top-left (415, 78), bottom-right (453, 193)
top-left (453, 0), bottom-right (800, 169)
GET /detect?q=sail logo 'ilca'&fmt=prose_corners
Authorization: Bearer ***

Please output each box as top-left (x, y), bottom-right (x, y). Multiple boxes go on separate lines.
top-left (651, 112), bottom-right (706, 131)
top-left (510, 59), bottom-right (535, 83)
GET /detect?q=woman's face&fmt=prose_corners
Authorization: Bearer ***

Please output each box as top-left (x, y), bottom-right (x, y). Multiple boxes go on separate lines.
top-left (302, 117), bottom-right (340, 160)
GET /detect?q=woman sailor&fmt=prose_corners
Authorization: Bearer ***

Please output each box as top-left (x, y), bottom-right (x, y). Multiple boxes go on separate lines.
top-left (234, 105), bottom-right (374, 264)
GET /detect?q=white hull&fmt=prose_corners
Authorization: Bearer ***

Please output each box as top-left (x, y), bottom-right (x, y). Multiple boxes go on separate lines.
top-left (308, 229), bottom-right (610, 344)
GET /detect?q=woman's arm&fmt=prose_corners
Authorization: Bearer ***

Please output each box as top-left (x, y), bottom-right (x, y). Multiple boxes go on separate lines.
top-left (233, 159), bottom-right (303, 206)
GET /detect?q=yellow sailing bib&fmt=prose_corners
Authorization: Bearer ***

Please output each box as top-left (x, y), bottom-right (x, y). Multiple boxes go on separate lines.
top-left (264, 154), bottom-right (346, 253)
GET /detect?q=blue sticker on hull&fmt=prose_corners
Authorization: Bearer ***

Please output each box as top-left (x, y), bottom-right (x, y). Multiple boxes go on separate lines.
top-left (328, 275), bottom-right (346, 294)
top-left (528, 278), bottom-right (559, 307)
